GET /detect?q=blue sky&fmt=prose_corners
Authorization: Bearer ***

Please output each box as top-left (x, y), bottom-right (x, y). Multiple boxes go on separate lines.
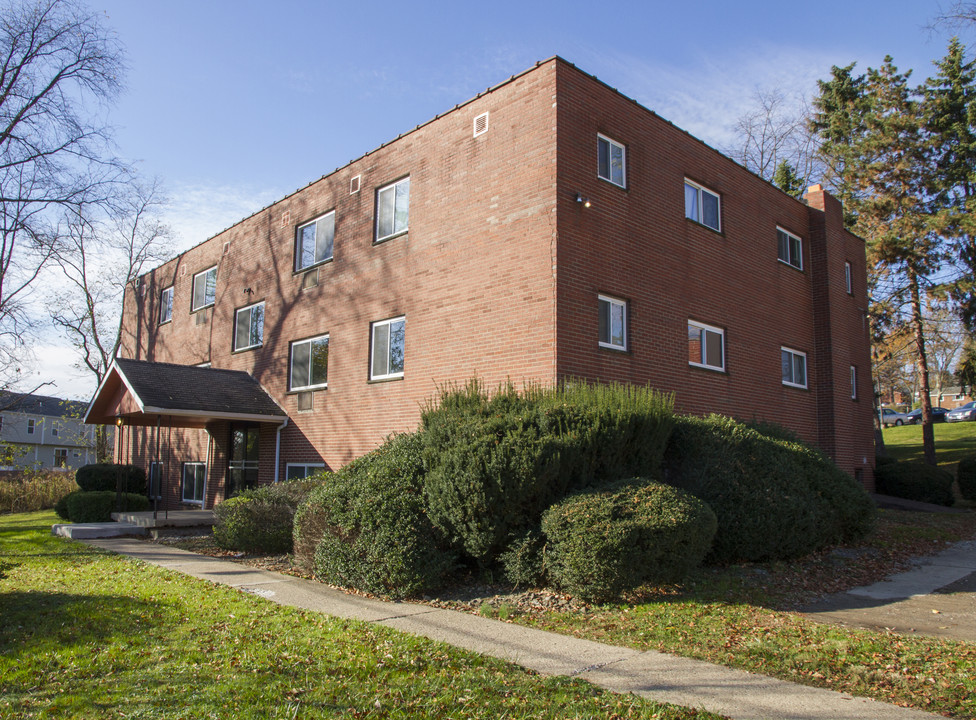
top-left (38, 0), bottom-right (969, 399)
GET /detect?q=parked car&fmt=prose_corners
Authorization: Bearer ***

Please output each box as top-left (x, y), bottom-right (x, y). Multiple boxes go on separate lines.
top-left (946, 401), bottom-right (976, 423)
top-left (905, 407), bottom-right (949, 424)
top-left (881, 408), bottom-right (911, 427)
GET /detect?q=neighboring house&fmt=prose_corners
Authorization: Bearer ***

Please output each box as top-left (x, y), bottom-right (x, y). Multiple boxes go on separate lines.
top-left (0, 393), bottom-right (97, 472)
top-left (86, 57), bottom-right (875, 509)
top-left (926, 386), bottom-right (973, 410)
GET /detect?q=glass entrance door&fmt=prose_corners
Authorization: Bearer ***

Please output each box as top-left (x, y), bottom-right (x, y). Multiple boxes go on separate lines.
top-left (227, 425), bottom-right (259, 498)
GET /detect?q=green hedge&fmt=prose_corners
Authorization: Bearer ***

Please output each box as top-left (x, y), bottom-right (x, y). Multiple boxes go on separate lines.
top-left (541, 478), bottom-right (716, 603)
top-left (63, 490), bottom-right (150, 522)
top-left (420, 381), bottom-right (674, 564)
top-left (959, 455), bottom-right (976, 502)
top-left (75, 464), bottom-right (146, 493)
top-left (876, 461), bottom-right (955, 506)
top-left (213, 478), bottom-right (322, 554)
top-left (298, 433), bottom-right (454, 598)
top-left (664, 415), bottom-right (875, 564)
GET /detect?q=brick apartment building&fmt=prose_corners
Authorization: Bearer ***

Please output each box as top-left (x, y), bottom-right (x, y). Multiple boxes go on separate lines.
top-left (86, 57), bottom-right (876, 509)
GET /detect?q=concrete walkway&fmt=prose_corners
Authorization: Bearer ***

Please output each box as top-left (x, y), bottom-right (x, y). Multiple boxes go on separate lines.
top-left (83, 537), bottom-right (941, 720)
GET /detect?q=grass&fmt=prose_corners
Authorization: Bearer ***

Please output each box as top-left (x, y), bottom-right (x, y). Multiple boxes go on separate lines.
top-left (883, 421), bottom-right (976, 475)
top-left (0, 511), bottom-right (720, 720)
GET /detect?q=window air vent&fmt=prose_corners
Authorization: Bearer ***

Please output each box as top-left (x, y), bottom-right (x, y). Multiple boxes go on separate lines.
top-left (350, 175), bottom-right (361, 194)
top-left (473, 112), bottom-right (489, 137)
top-left (296, 391), bottom-right (313, 412)
top-left (281, 211), bottom-right (291, 228)
top-left (301, 268), bottom-right (319, 290)
top-left (195, 308), bottom-right (208, 326)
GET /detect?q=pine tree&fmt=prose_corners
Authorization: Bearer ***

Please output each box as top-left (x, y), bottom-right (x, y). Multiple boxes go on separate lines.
top-left (772, 160), bottom-right (805, 197)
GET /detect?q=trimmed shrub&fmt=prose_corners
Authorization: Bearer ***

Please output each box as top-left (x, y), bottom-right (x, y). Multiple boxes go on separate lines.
top-left (0, 470), bottom-right (78, 514)
top-left (420, 380), bottom-right (675, 564)
top-left (664, 414), bottom-right (875, 564)
top-left (64, 490), bottom-right (150, 522)
top-left (876, 461), bottom-right (955, 506)
top-left (75, 464), bottom-right (146, 494)
top-left (541, 478), bottom-right (716, 603)
top-left (302, 433), bottom-right (455, 598)
top-left (959, 455), bottom-right (976, 502)
top-left (499, 528), bottom-right (547, 588)
top-left (213, 478), bottom-right (322, 553)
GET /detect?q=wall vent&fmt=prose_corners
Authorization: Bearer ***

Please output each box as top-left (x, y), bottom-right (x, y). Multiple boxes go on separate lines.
top-left (301, 268), bottom-right (319, 290)
top-left (223, 242), bottom-right (230, 254)
top-left (350, 175), bottom-right (361, 194)
top-left (296, 391), bottom-right (313, 412)
top-left (281, 211), bottom-right (291, 228)
top-left (473, 112), bottom-right (489, 137)
top-left (194, 308), bottom-right (208, 326)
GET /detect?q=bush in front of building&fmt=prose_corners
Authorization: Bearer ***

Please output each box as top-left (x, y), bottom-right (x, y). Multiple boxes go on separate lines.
top-left (213, 478), bottom-right (323, 554)
top-left (664, 414), bottom-right (875, 564)
top-left (299, 433), bottom-right (455, 598)
top-left (75, 463), bottom-right (146, 493)
top-left (0, 469), bottom-right (78, 514)
top-left (876, 460), bottom-right (955, 507)
top-left (957, 455), bottom-right (976, 502)
top-left (62, 490), bottom-right (150, 522)
top-left (540, 478), bottom-right (717, 603)
top-left (420, 380), bottom-right (675, 565)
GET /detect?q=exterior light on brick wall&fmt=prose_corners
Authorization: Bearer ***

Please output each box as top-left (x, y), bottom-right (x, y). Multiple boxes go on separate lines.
top-left (575, 192), bottom-right (592, 208)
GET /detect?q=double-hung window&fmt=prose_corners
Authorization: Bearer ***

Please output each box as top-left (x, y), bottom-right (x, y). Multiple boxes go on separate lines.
top-left (27, 418), bottom-right (35, 435)
top-left (290, 334), bottom-right (329, 390)
top-left (597, 135), bottom-right (626, 188)
top-left (159, 287), bottom-right (173, 323)
top-left (53, 448), bottom-right (68, 467)
top-left (295, 211), bottom-right (335, 271)
top-left (191, 266), bottom-right (217, 311)
top-left (182, 462), bottom-right (206, 504)
top-left (777, 228), bottom-right (803, 270)
top-left (781, 347), bottom-right (808, 389)
top-left (598, 295), bottom-right (627, 350)
top-left (234, 301), bottom-right (264, 351)
top-left (370, 316), bottom-right (405, 380)
top-left (375, 177), bottom-right (410, 242)
top-left (684, 179), bottom-right (721, 231)
top-left (688, 321), bottom-right (725, 371)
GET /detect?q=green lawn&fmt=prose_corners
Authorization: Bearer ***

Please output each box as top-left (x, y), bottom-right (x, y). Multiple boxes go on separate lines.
top-left (883, 421), bottom-right (976, 473)
top-left (0, 511), bottom-right (719, 720)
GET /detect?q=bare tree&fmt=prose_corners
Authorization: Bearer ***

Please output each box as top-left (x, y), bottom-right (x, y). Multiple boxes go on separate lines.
top-left (0, 0), bottom-right (126, 384)
top-left (924, 301), bottom-right (967, 401)
top-left (932, 2), bottom-right (976, 30)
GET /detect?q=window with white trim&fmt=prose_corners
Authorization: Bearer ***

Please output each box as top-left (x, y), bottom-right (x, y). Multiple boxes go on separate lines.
top-left (375, 177), bottom-right (410, 242)
top-left (850, 365), bottom-right (857, 399)
top-left (160, 287), bottom-right (173, 323)
top-left (191, 266), bottom-right (217, 311)
top-left (53, 448), bottom-right (68, 467)
top-left (290, 334), bottom-right (329, 390)
top-left (597, 134), bottom-right (626, 188)
top-left (688, 321), bottom-right (725, 371)
top-left (182, 462), bottom-right (206, 504)
top-left (598, 295), bottom-right (627, 350)
top-left (27, 418), bottom-right (35, 435)
top-left (370, 316), bottom-right (405, 380)
top-left (845, 261), bottom-right (853, 294)
top-left (233, 302), bottom-right (264, 351)
top-left (777, 227), bottom-right (802, 270)
top-left (684, 179), bottom-right (721, 231)
top-left (51, 425), bottom-right (58, 437)
top-left (285, 463), bottom-right (325, 481)
top-left (295, 211), bottom-right (335, 271)
top-left (781, 347), bottom-right (808, 389)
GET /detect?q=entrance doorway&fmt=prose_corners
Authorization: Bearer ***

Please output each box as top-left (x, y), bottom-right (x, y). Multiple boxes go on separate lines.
top-left (227, 425), bottom-right (259, 497)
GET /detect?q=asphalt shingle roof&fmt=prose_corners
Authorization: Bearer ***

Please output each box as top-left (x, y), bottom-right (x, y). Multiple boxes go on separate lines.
top-left (0, 392), bottom-right (86, 418)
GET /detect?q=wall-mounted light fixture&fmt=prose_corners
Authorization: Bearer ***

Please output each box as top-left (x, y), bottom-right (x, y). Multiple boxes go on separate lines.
top-left (243, 287), bottom-right (253, 295)
top-left (575, 192), bottom-right (592, 208)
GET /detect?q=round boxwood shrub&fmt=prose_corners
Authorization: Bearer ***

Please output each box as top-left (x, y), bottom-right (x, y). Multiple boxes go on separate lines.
top-left (64, 490), bottom-right (150, 522)
top-left (213, 478), bottom-right (321, 554)
top-left (498, 528), bottom-right (547, 589)
top-left (958, 455), bottom-right (976, 502)
top-left (299, 433), bottom-right (455, 598)
top-left (876, 461), bottom-right (955, 506)
top-left (541, 478), bottom-right (716, 603)
top-left (75, 464), bottom-right (146, 493)
top-left (664, 414), bottom-right (875, 564)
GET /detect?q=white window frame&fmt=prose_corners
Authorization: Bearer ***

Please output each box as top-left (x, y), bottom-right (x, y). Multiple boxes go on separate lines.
top-left (27, 418), bottom-right (35, 435)
top-left (191, 266), bottom-right (217, 312)
top-left (781, 347), bottom-right (808, 389)
top-left (182, 462), bottom-right (206, 505)
top-left (777, 227), bottom-right (803, 270)
top-left (295, 211), bottom-right (335, 272)
top-left (597, 134), bottom-right (626, 188)
top-left (598, 295), bottom-right (627, 350)
top-left (845, 261), bottom-right (853, 294)
top-left (850, 365), bottom-right (857, 400)
top-left (233, 301), bottom-right (265, 352)
top-left (370, 316), bottom-right (405, 380)
top-left (160, 286), bottom-right (174, 324)
top-left (688, 320), bottom-right (726, 372)
top-left (53, 447), bottom-right (68, 467)
top-left (375, 177), bottom-right (410, 242)
top-left (285, 463), bottom-right (325, 481)
top-left (51, 425), bottom-right (59, 437)
top-left (290, 334), bottom-right (329, 390)
top-left (684, 179), bottom-right (721, 232)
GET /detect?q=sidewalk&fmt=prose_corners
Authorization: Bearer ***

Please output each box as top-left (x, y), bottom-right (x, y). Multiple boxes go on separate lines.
top-left (84, 537), bottom-right (940, 720)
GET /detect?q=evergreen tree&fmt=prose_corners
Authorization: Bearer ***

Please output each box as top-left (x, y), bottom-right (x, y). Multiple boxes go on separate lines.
top-left (772, 160), bottom-right (805, 197)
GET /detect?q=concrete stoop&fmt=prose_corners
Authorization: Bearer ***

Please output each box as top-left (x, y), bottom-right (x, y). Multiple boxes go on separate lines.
top-left (52, 522), bottom-right (147, 539)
